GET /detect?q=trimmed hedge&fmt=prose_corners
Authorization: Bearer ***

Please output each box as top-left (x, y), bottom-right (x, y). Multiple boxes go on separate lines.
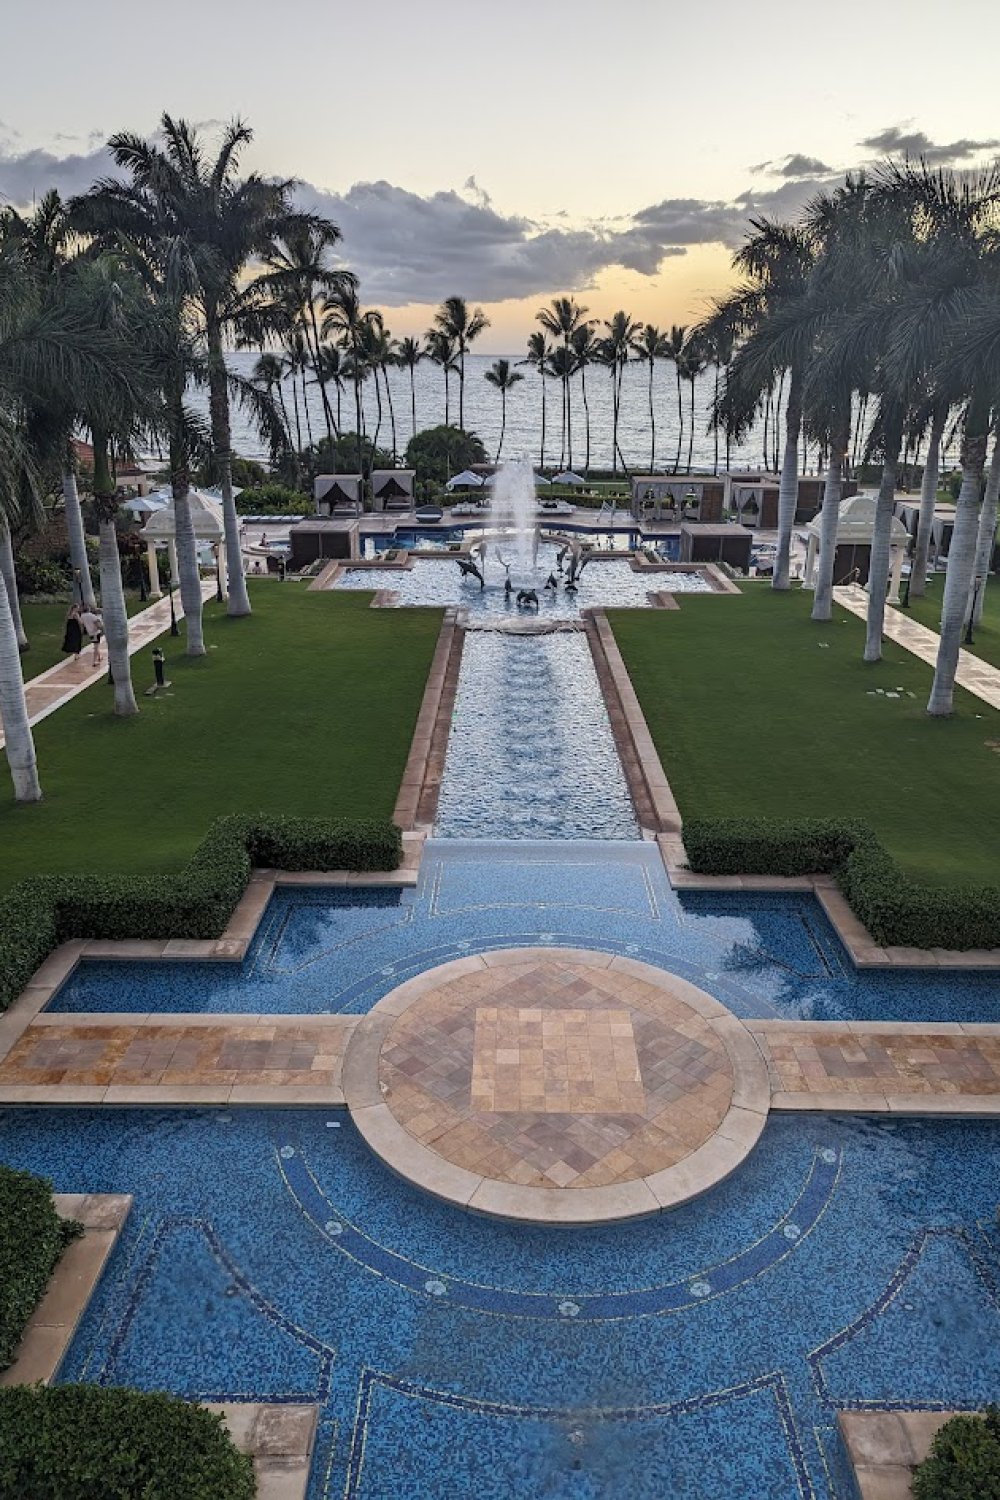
top-left (0, 1168), bottom-right (81, 1373)
top-left (0, 813), bottom-right (401, 1013)
top-left (912, 1408), bottom-right (1000, 1499)
top-left (0, 1385), bottom-right (256, 1500)
top-left (683, 817), bottom-right (1000, 951)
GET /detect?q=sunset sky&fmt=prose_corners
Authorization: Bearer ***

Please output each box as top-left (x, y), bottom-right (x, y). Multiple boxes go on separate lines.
top-left (3, 0), bottom-right (1000, 350)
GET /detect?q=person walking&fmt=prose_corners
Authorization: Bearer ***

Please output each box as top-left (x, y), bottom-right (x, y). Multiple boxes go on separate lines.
top-left (79, 606), bottom-right (104, 666)
top-left (61, 604), bottom-right (84, 662)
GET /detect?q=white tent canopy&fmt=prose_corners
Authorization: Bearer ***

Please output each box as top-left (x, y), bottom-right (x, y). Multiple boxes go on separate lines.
top-left (122, 494), bottom-right (169, 518)
top-left (445, 470), bottom-right (484, 490)
top-left (138, 490), bottom-right (226, 601)
top-left (551, 470), bottom-right (586, 486)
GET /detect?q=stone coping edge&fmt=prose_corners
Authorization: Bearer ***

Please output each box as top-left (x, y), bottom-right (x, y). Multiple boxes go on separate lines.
top-left (342, 947), bottom-right (771, 1226)
top-left (0, 1193), bottom-right (132, 1387)
top-left (205, 1402), bottom-right (319, 1500)
top-left (393, 607), bottom-right (464, 833)
top-left (838, 1409), bottom-right (963, 1500)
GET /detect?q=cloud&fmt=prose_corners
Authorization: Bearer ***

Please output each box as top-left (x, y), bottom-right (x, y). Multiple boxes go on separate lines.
top-left (0, 143), bottom-right (113, 204)
top-left (859, 125), bottom-right (1000, 164)
top-left (752, 153), bottom-right (833, 178)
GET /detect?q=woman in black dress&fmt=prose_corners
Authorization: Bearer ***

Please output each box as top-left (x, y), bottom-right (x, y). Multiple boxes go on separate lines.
top-left (61, 604), bottom-right (83, 660)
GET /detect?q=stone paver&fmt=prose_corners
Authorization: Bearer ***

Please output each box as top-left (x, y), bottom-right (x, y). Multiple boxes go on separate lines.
top-left (834, 582), bottom-right (1000, 710)
top-left (756, 1020), bottom-right (1000, 1107)
top-left (0, 578), bottom-right (216, 748)
top-left (0, 1017), bottom-right (355, 1104)
top-left (839, 1410), bottom-right (959, 1500)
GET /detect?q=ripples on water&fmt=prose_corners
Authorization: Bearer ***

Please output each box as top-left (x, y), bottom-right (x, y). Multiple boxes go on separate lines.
top-left (434, 632), bottom-right (639, 840)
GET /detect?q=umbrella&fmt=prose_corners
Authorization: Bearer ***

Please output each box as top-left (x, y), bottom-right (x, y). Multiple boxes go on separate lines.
top-left (532, 474), bottom-right (552, 486)
top-left (551, 470), bottom-right (585, 487)
top-left (445, 470), bottom-right (484, 490)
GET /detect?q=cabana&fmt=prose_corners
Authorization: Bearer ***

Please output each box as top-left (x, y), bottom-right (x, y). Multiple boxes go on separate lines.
top-left (551, 470), bottom-right (586, 487)
top-left (371, 470), bottom-right (416, 512)
top-left (630, 476), bottom-right (725, 523)
top-left (139, 490), bottom-right (225, 599)
top-left (314, 475), bottom-right (363, 516)
top-left (444, 470), bottom-right (484, 491)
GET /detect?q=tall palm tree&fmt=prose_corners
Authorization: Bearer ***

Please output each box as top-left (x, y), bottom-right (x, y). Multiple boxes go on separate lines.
top-left (323, 285), bottom-right (383, 476)
top-left (536, 297), bottom-right (590, 468)
top-left (252, 351), bottom-right (293, 461)
top-left (313, 344), bottom-right (346, 441)
top-left (570, 324), bottom-right (600, 478)
top-left (600, 311), bottom-right (642, 473)
top-left (484, 358), bottom-right (524, 463)
top-left (633, 324), bottom-right (669, 471)
top-left (679, 333), bottom-right (709, 473)
top-left (395, 336), bottom-right (424, 444)
top-left (433, 296), bottom-right (490, 431)
top-left (77, 114), bottom-right (330, 619)
top-left (424, 330), bottom-right (458, 427)
top-left (519, 331), bottom-right (552, 470)
top-left (910, 401), bottom-right (948, 596)
top-left (663, 325), bottom-right (689, 472)
top-left (369, 324), bottom-right (399, 465)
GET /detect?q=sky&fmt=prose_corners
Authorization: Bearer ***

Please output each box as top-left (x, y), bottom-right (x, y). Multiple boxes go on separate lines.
top-left (3, 0), bottom-right (1000, 351)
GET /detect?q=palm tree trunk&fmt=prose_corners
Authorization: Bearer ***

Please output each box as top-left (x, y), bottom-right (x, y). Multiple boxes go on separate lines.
top-left (970, 429), bottom-right (1000, 627)
top-left (382, 367), bottom-right (397, 466)
top-left (772, 367), bottom-right (802, 591)
top-left (686, 378), bottom-right (696, 473)
top-left (290, 376), bottom-right (303, 458)
top-left (580, 368), bottom-right (591, 479)
top-left (762, 393), bottom-right (770, 472)
top-left (354, 366), bottom-right (364, 477)
top-left (539, 372), bottom-right (546, 470)
top-left (674, 369), bottom-right (683, 472)
top-left (301, 366), bottom-right (315, 451)
top-left (496, 390), bottom-right (506, 464)
top-left (207, 324), bottom-right (251, 618)
top-left (169, 428), bottom-right (206, 658)
top-left (648, 363), bottom-right (656, 472)
top-left (62, 465), bottom-right (96, 611)
top-left (910, 406), bottom-right (945, 597)
top-left (559, 374), bottom-right (567, 469)
top-left (0, 566), bottom-right (41, 801)
top-left (307, 303), bottom-right (336, 446)
top-left (713, 364), bottom-right (720, 475)
top-left (444, 368), bottom-right (450, 429)
top-left (611, 371), bottom-right (619, 475)
top-left (458, 348), bottom-right (465, 431)
top-left (97, 519), bottom-right (137, 716)
top-left (0, 524), bottom-right (27, 650)
top-left (811, 419), bottom-right (848, 622)
top-left (927, 411), bottom-right (990, 716)
top-left (409, 367), bottom-right (417, 444)
top-left (566, 359), bottom-right (573, 472)
top-left (863, 417), bottom-right (903, 662)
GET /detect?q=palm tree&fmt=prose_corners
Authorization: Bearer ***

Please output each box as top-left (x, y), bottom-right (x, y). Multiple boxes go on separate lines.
top-left (323, 285), bottom-right (383, 476)
top-left (483, 359), bottom-right (524, 464)
top-left (679, 334), bottom-right (709, 473)
top-left (519, 331), bottom-right (552, 470)
top-left (252, 351), bottom-right (293, 460)
top-left (433, 296), bottom-right (490, 431)
top-left (570, 324), bottom-right (600, 478)
top-left (971, 423), bottom-right (1000, 625)
top-left (600, 311), bottom-right (642, 472)
top-left (313, 344), bottom-right (346, 441)
top-left (633, 324), bottom-right (669, 471)
top-left (424, 330), bottom-right (458, 427)
top-left (395, 336), bottom-right (424, 444)
top-left (369, 324), bottom-right (399, 465)
top-left (663, 325), bottom-right (689, 472)
top-left (78, 114), bottom-right (330, 619)
top-left (536, 297), bottom-right (591, 468)
top-left (910, 402), bottom-right (948, 596)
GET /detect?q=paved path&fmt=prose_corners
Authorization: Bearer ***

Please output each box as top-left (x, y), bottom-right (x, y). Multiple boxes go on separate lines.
top-left (833, 583), bottom-right (1000, 710)
top-left (0, 578), bottom-right (216, 750)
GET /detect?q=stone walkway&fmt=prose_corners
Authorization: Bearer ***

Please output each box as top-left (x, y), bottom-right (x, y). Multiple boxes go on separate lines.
top-left (833, 583), bottom-right (1000, 710)
top-left (0, 578), bottom-right (216, 749)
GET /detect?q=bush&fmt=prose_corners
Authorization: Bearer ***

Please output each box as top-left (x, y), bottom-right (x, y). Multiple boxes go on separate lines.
top-left (405, 425), bottom-right (487, 486)
top-left (0, 813), bottom-right (402, 1012)
top-left (0, 1168), bottom-right (81, 1373)
top-left (235, 483), bottom-right (311, 516)
top-left (912, 1408), bottom-right (1000, 1499)
top-left (13, 557), bottom-right (70, 595)
top-left (0, 1385), bottom-right (256, 1500)
top-left (683, 816), bottom-right (1000, 951)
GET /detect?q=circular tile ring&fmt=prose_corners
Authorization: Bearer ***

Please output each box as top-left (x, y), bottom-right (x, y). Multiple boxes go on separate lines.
top-left (342, 947), bottom-right (771, 1226)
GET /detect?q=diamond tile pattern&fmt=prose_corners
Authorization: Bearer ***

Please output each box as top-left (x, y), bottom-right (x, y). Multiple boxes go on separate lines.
top-left (379, 959), bottom-right (735, 1189)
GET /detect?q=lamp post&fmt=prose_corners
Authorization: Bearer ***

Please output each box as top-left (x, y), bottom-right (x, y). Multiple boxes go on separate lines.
top-left (214, 544), bottom-right (223, 603)
top-left (168, 574), bottom-right (179, 637)
top-left (72, 566), bottom-right (82, 606)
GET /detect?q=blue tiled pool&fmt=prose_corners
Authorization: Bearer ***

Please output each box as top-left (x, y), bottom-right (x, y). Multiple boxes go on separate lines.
top-left (2, 1106), bottom-right (998, 1498)
top-left (49, 842), bottom-right (1000, 1021)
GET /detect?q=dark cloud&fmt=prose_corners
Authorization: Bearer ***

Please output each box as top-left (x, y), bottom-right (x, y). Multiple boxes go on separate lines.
top-left (751, 153), bottom-right (833, 178)
top-left (0, 143), bottom-right (113, 204)
top-left (859, 125), bottom-right (1000, 164)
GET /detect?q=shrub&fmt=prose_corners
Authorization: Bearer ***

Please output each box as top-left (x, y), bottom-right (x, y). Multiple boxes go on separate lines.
top-left (13, 557), bottom-right (70, 595)
top-left (912, 1408), bottom-right (1000, 1499)
top-left (682, 816), bottom-right (1000, 951)
top-left (0, 1168), bottom-right (81, 1373)
top-left (235, 483), bottom-right (311, 516)
top-left (405, 425), bottom-right (487, 486)
top-left (0, 1386), bottom-right (256, 1500)
top-left (0, 813), bottom-right (401, 1012)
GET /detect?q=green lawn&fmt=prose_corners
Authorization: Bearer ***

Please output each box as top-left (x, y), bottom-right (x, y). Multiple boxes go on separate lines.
top-left (610, 588), bottom-right (1000, 887)
top-left (895, 575), bottom-right (1000, 670)
top-left (19, 594), bottom-right (147, 680)
top-left (0, 586), bottom-right (442, 894)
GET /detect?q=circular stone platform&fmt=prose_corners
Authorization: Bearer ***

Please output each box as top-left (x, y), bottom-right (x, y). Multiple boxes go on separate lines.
top-left (341, 948), bottom-right (771, 1225)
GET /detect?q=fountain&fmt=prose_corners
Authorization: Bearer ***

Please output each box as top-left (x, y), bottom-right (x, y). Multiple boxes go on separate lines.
top-left (489, 458), bottom-right (538, 585)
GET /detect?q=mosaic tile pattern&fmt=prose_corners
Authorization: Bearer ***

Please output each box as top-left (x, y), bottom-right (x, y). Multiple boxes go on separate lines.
top-left (762, 1028), bottom-right (1000, 1095)
top-left (380, 959), bottom-right (733, 1188)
